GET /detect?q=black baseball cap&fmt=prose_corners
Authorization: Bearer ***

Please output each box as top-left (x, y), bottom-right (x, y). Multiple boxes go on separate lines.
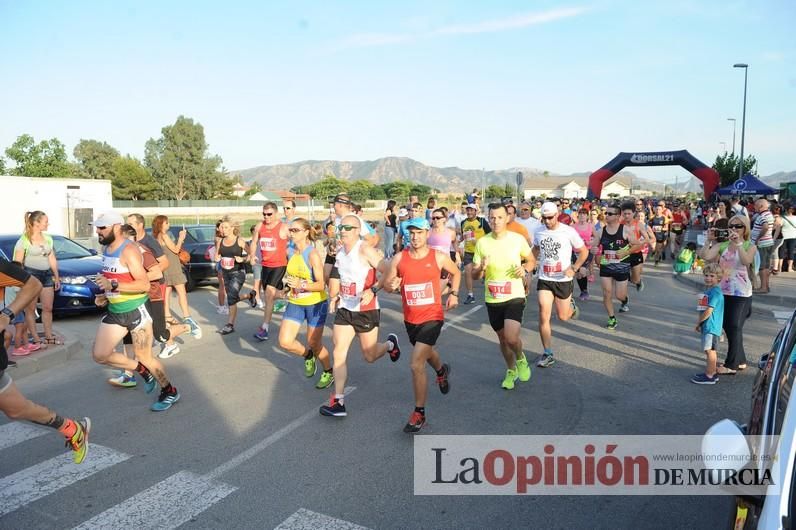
top-left (331, 194), bottom-right (352, 205)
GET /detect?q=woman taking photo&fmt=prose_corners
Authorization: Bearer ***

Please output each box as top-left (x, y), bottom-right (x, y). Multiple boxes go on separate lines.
top-left (13, 211), bottom-right (60, 348)
top-left (383, 200), bottom-right (397, 259)
top-left (152, 215), bottom-right (199, 330)
top-left (699, 216), bottom-right (755, 374)
top-left (214, 220), bottom-right (248, 335)
top-left (277, 218), bottom-right (334, 389)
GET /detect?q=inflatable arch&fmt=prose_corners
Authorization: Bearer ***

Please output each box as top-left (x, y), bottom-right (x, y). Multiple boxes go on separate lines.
top-left (587, 150), bottom-right (719, 199)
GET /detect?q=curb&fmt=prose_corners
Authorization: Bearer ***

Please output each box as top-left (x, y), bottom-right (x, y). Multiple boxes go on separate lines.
top-left (672, 272), bottom-right (796, 311)
top-left (9, 329), bottom-right (86, 380)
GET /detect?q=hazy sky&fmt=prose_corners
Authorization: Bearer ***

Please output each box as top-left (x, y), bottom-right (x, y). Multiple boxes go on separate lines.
top-left (1, 1), bottom-right (794, 183)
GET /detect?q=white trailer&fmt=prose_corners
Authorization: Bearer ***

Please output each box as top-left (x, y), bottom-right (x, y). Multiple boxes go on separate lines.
top-left (0, 176), bottom-right (112, 244)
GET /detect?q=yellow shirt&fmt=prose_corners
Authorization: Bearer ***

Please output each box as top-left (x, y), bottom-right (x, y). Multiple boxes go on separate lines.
top-left (461, 217), bottom-right (489, 254)
top-left (473, 232), bottom-right (532, 303)
top-left (285, 247), bottom-right (327, 306)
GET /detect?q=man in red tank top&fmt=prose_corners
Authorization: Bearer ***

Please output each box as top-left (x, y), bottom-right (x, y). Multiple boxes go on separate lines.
top-left (250, 202), bottom-right (290, 341)
top-left (381, 218), bottom-right (461, 433)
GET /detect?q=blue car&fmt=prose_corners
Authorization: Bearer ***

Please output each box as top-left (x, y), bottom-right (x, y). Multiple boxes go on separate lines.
top-left (0, 234), bottom-right (104, 315)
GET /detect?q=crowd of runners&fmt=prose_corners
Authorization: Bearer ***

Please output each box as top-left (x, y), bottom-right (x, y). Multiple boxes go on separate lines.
top-left (1, 192), bottom-right (794, 463)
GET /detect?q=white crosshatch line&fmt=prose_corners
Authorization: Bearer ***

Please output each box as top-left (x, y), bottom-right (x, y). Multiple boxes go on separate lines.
top-left (275, 508), bottom-right (372, 530)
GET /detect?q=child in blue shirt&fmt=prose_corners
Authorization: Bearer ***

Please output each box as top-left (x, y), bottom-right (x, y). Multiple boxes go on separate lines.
top-left (691, 263), bottom-right (725, 384)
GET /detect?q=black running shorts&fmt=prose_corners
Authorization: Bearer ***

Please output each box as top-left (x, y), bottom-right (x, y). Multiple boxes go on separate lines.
top-left (146, 299), bottom-right (171, 343)
top-left (537, 279), bottom-right (574, 300)
top-left (334, 308), bottom-right (380, 334)
top-left (261, 265), bottom-right (287, 289)
top-left (486, 298), bottom-right (525, 332)
top-left (628, 252), bottom-right (644, 267)
top-left (404, 320), bottom-right (443, 346)
top-left (101, 304), bottom-right (152, 333)
top-left (599, 265), bottom-right (630, 282)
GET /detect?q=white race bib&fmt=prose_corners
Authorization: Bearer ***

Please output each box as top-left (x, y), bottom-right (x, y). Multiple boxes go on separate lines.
top-left (697, 293), bottom-right (708, 311)
top-left (487, 280), bottom-right (512, 299)
top-left (259, 238), bottom-right (276, 252)
top-left (220, 257), bottom-right (235, 270)
top-left (404, 282), bottom-right (434, 306)
top-left (340, 282), bottom-right (357, 298)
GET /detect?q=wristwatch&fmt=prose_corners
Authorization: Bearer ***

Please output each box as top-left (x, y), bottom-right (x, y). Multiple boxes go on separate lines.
top-left (110, 279), bottom-right (119, 291)
top-left (1, 307), bottom-right (15, 320)
top-left (371, 286), bottom-right (380, 294)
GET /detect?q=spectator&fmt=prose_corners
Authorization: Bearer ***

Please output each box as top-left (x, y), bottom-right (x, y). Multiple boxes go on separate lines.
top-left (780, 206), bottom-right (796, 272)
top-left (750, 198), bottom-right (774, 293)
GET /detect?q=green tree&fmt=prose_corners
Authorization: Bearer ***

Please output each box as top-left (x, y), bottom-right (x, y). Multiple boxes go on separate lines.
top-left (381, 181), bottom-right (413, 202)
top-left (144, 115), bottom-right (233, 200)
top-left (111, 156), bottom-right (158, 200)
top-left (73, 139), bottom-right (120, 180)
top-left (305, 175), bottom-right (349, 200)
top-left (347, 179), bottom-right (376, 202)
top-left (713, 152), bottom-right (758, 187)
top-left (409, 183), bottom-right (431, 198)
top-left (368, 186), bottom-right (386, 200)
top-left (4, 134), bottom-right (71, 177)
top-left (484, 184), bottom-right (505, 199)
top-left (242, 181), bottom-right (263, 199)
top-left (0, 157), bottom-right (6, 175)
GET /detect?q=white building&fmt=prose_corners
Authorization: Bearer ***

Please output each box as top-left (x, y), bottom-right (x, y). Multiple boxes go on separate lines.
top-left (522, 176), bottom-right (635, 199)
top-left (0, 176), bottom-right (112, 241)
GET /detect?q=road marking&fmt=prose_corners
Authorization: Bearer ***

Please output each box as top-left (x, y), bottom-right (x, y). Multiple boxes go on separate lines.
top-left (441, 304), bottom-right (482, 331)
top-left (0, 423), bottom-right (47, 451)
top-left (275, 508), bottom-right (371, 530)
top-left (206, 386), bottom-right (356, 480)
top-left (74, 471), bottom-right (237, 530)
top-left (0, 444), bottom-right (131, 517)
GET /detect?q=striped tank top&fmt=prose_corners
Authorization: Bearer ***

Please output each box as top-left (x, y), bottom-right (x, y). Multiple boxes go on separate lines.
top-left (102, 240), bottom-right (148, 314)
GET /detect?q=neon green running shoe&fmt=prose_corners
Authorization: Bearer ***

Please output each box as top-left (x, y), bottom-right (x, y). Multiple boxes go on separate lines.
top-left (315, 371), bottom-right (334, 389)
top-left (304, 356), bottom-right (317, 378)
top-left (67, 417), bottom-right (90, 464)
top-left (516, 356), bottom-right (532, 382)
top-left (501, 368), bottom-right (518, 390)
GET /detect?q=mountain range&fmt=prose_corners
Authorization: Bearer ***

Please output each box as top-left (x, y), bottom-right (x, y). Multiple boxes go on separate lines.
top-left (232, 157), bottom-right (795, 194)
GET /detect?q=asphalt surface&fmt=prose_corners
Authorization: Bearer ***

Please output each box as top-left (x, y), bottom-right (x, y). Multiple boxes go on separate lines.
top-left (1, 261), bottom-right (789, 529)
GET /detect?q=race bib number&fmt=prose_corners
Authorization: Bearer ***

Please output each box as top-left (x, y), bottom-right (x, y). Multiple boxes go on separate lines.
top-left (542, 261), bottom-right (563, 276)
top-left (340, 281), bottom-right (357, 298)
top-left (603, 250), bottom-right (620, 264)
top-left (259, 238), bottom-right (276, 252)
top-left (697, 293), bottom-right (708, 311)
top-left (220, 257), bottom-right (235, 270)
top-left (404, 282), bottom-right (434, 306)
top-left (487, 281), bottom-right (512, 299)
top-left (291, 287), bottom-right (312, 299)
top-left (653, 225), bottom-right (662, 232)
top-left (672, 223), bottom-right (682, 231)
top-left (463, 230), bottom-right (475, 242)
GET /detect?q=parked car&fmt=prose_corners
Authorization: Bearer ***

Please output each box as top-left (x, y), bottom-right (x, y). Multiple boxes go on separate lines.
top-left (145, 224), bottom-right (223, 291)
top-left (701, 309), bottom-right (796, 529)
top-left (0, 234), bottom-right (104, 315)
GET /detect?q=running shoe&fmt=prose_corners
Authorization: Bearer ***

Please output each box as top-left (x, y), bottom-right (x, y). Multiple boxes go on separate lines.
top-left (26, 342), bottom-right (42, 352)
top-left (636, 280), bottom-right (645, 292)
top-left (403, 411), bottom-right (427, 434)
top-left (570, 301), bottom-right (580, 320)
top-left (315, 371), bottom-right (334, 389)
top-left (619, 302), bottom-right (629, 313)
top-left (578, 291), bottom-right (589, 302)
top-left (536, 353), bottom-right (556, 368)
top-left (319, 397), bottom-right (347, 417)
top-left (501, 368), bottom-right (518, 390)
top-left (216, 304), bottom-right (229, 315)
top-left (254, 327), bottom-right (269, 341)
top-left (218, 323), bottom-right (235, 335)
top-left (108, 371), bottom-right (137, 388)
top-left (691, 373), bottom-right (718, 385)
top-left (607, 316), bottom-right (618, 330)
top-left (256, 299), bottom-right (265, 310)
top-left (246, 291), bottom-right (257, 308)
top-left (11, 345), bottom-right (32, 356)
top-left (464, 294), bottom-right (476, 305)
top-left (6, 360), bottom-right (16, 368)
top-left (140, 371), bottom-right (157, 394)
top-left (184, 316), bottom-right (203, 339)
top-left (304, 355), bottom-right (317, 378)
top-left (66, 417), bottom-right (90, 464)
top-left (437, 363), bottom-right (451, 394)
top-left (158, 343), bottom-right (181, 359)
top-left (387, 333), bottom-right (401, 362)
top-left (516, 356), bottom-right (532, 380)
top-left (151, 388), bottom-right (180, 411)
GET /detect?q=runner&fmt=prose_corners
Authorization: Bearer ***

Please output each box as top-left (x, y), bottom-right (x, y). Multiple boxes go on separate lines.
top-left (572, 208), bottom-right (596, 301)
top-left (471, 203), bottom-right (534, 389)
top-left (332, 193), bottom-right (378, 248)
top-left (214, 220), bottom-right (248, 335)
top-left (251, 202), bottom-right (289, 341)
top-left (526, 202), bottom-right (588, 367)
top-left (322, 221), bottom-right (337, 286)
top-left (592, 204), bottom-right (643, 330)
top-left (669, 203), bottom-right (690, 258)
top-left (460, 203), bottom-right (491, 304)
top-left (621, 202), bottom-right (646, 292)
top-left (277, 218), bottom-right (334, 389)
top-left (650, 204), bottom-right (669, 265)
top-left (516, 201), bottom-right (541, 237)
top-left (506, 204), bottom-right (531, 244)
top-left (0, 259), bottom-right (90, 463)
top-left (396, 202), bottom-right (424, 251)
top-left (319, 215), bottom-right (401, 418)
top-left (428, 208), bottom-right (459, 294)
top-left (91, 212), bottom-right (180, 411)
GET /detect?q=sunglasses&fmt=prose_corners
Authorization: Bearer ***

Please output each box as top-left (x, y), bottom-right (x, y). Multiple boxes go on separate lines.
top-left (432, 216), bottom-right (444, 220)
top-left (605, 212), bottom-right (619, 216)
top-left (284, 207), bottom-right (293, 210)
top-left (339, 224), bottom-right (358, 231)
top-left (520, 208), bottom-right (530, 212)
top-left (542, 215), bottom-right (556, 221)
top-left (729, 224), bottom-right (745, 229)
top-left (288, 227), bottom-right (304, 233)
top-left (263, 212), bottom-right (274, 217)
top-left (95, 226), bottom-right (108, 230)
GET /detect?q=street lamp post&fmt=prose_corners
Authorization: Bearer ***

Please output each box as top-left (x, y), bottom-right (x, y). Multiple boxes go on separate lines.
top-left (726, 118), bottom-right (736, 154)
top-left (733, 63), bottom-right (749, 181)
top-left (719, 141), bottom-right (727, 153)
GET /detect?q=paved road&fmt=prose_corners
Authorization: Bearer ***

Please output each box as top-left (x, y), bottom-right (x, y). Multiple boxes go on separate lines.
top-left (1, 263), bottom-right (789, 529)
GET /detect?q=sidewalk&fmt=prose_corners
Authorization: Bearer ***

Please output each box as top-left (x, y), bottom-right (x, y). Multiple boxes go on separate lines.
top-left (673, 268), bottom-right (796, 308)
top-left (7, 328), bottom-right (85, 380)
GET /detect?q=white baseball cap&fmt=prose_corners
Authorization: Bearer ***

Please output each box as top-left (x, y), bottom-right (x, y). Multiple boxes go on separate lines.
top-left (398, 208), bottom-right (409, 217)
top-left (540, 202), bottom-right (558, 216)
top-left (465, 203), bottom-right (478, 211)
top-left (91, 211), bottom-right (124, 227)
